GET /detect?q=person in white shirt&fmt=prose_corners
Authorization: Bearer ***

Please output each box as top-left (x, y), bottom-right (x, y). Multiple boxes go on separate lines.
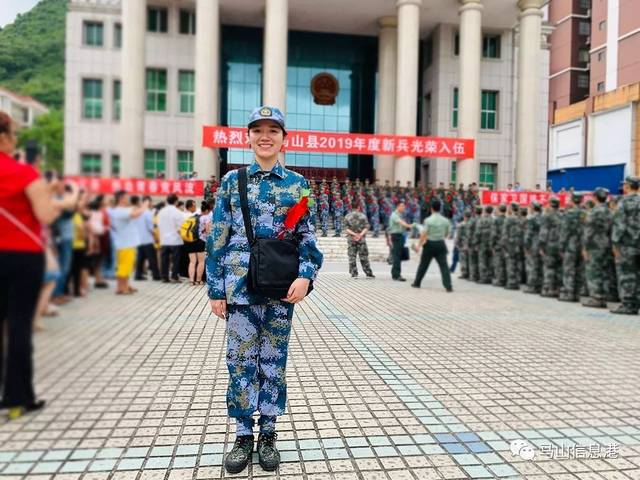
top-left (157, 194), bottom-right (186, 283)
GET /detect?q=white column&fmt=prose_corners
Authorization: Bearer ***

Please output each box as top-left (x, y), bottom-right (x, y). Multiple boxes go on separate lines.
top-left (376, 16), bottom-right (398, 184)
top-left (515, 0), bottom-right (544, 189)
top-left (194, 0), bottom-right (220, 180)
top-left (262, 0), bottom-right (288, 111)
top-left (457, 0), bottom-right (483, 187)
top-left (120, 0), bottom-right (146, 178)
top-left (393, 0), bottom-right (421, 185)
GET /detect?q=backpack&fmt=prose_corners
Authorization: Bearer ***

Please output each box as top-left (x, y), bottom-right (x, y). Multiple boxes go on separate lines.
top-left (180, 214), bottom-right (200, 243)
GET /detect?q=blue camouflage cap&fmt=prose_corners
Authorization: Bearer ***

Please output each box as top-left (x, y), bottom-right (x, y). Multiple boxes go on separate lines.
top-left (248, 105), bottom-right (286, 133)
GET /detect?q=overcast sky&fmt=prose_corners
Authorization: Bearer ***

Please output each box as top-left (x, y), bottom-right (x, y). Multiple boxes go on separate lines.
top-left (0, 0), bottom-right (41, 28)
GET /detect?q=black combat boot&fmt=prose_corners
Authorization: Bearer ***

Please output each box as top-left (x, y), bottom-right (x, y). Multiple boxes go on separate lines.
top-left (224, 435), bottom-right (254, 474)
top-left (581, 297), bottom-right (606, 308)
top-left (257, 431), bottom-right (280, 471)
top-left (610, 304), bottom-right (639, 315)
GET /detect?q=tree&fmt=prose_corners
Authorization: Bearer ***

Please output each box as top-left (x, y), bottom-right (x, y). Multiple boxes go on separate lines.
top-left (18, 109), bottom-right (64, 172)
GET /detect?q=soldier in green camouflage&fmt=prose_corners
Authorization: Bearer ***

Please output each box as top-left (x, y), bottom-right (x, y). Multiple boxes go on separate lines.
top-left (344, 207), bottom-right (375, 279)
top-left (467, 205), bottom-right (483, 282)
top-left (581, 188), bottom-right (613, 308)
top-left (502, 202), bottom-right (523, 290)
top-left (456, 209), bottom-right (472, 279)
top-left (519, 208), bottom-right (528, 285)
top-left (477, 205), bottom-right (494, 284)
top-left (610, 176), bottom-right (640, 314)
top-left (558, 193), bottom-right (587, 302)
top-left (523, 201), bottom-right (543, 294)
top-left (491, 204), bottom-right (507, 287)
top-left (539, 197), bottom-right (563, 297)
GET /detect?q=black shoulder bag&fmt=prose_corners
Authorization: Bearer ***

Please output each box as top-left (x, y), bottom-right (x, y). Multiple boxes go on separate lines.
top-left (238, 167), bottom-right (313, 299)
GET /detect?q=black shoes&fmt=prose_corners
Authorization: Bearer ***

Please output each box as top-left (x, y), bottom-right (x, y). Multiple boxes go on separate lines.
top-left (610, 304), bottom-right (639, 315)
top-left (393, 277), bottom-right (407, 282)
top-left (224, 435), bottom-right (254, 474)
top-left (411, 283), bottom-right (419, 288)
top-left (257, 432), bottom-right (280, 472)
top-left (351, 273), bottom-right (358, 279)
top-left (366, 273), bottom-right (375, 279)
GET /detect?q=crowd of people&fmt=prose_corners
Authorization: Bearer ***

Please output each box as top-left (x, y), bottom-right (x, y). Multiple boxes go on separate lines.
top-left (454, 177), bottom-right (640, 315)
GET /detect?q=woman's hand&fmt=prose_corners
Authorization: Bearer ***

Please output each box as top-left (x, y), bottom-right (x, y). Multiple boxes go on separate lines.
top-left (283, 278), bottom-right (310, 304)
top-left (210, 299), bottom-right (227, 319)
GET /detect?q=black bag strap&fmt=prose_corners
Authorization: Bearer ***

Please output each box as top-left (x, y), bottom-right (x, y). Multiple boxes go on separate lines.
top-left (237, 167), bottom-right (255, 245)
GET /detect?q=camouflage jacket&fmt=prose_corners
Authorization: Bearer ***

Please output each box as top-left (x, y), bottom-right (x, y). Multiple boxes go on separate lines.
top-left (611, 193), bottom-right (640, 247)
top-left (524, 212), bottom-right (541, 252)
top-left (559, 206), bottom-right (585, 252)
top-left (490, 215), bottom-right (506, 250)
top-left (538, 210), bottom-right (563, 253)
top-left (583, 203), bottom-right (612, 252)
top-left (477, 216), bottom-right (493, 251)
top-left (501, 215), bottom-right (524, 254)
top-left (455, 221), bottom-right (467, 249)
top-left (344, 211), bottom-right (369, 243)
top-left (206, 161), bottom-right (323, 304)
top-left (464, 217), bottom-right (477, 250)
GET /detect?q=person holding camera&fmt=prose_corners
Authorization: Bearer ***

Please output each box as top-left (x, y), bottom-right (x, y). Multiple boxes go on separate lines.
top-left (206, 106), bottom-right (323, 474)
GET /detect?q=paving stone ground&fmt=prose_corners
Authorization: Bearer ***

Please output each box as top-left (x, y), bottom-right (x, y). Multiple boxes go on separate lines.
top-left (1, 257), bottom-right (639, 480)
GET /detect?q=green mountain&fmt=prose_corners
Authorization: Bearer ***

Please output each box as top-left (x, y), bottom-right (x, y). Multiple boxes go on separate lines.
top-left (0, 0), bottom-right (67, 109)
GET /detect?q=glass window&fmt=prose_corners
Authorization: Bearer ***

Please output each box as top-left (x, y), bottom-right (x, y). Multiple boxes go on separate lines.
top-left (479, 163), bottom-right (496, 190)
top-left (178, 70), bottom-right (195, 114)
top-left (454, 32), bottom-right (459, 56)
top-left (177, 150), bottom-right (194, 176)
top-left (579, 0), bottom-right (590, 8)
top-left (114, 23), bottom-right (122, 48)
top-left (598, 20), bottom-right (606, 31)
top-left (81, 154), bottom-right (102, 176)
top-left (482, 34), bottom-right (501, 58)
top-left (113, 80), bottom-right (121, 120)
top-left (144, 149), bottom-right (166, 179)
top-left (451, 161), bottom-right (457, 184)
top-left (597, 81), bottom-right (605, 92)
top-left (82, 79), bottom-right (103, 119)
top-left (577, 73), bottom-right (589, 88)
top-left (579, 21), bottom-right (591, 35)
top-left (452, 88), bottom-right (459, 129)
top-left (146, 69), bottom-right (167, 112)
top-left (147, 7), bottom-right (168, 33)
top-left (83, 21), bottom-right (103, 46)
top-left (179, 9), bottom-right (196, 35)
top-left (480, 90), bottom-right (498, 130)
top-left (111, 154), bottom-right (120, 177)
top-left (578, 48), bottom-right (590, 63)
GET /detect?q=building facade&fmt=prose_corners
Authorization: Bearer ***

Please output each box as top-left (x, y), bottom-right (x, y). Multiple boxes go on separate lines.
top-left (548, 0), bottom-right (640, 181)
top-left (65, 0), bottom-right (549, 189)
top-left (0, 87), bottom-right (49, 129)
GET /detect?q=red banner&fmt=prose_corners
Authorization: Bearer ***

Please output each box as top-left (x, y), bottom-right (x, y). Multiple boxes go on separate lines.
top-left (65, 176), bottom-right (204, 196)
top-left (202, 126), bottom-right (474, 159)
top-left (481, 191), bottom-right (568, 207)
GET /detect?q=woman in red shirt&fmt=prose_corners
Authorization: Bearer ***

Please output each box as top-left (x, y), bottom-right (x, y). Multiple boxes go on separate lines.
top-left (0, 111), bottom-right (75, 419)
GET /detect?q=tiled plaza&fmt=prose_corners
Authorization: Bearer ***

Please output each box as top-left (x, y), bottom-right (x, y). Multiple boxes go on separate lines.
top-left (1, 259), bottom-right (639, 480)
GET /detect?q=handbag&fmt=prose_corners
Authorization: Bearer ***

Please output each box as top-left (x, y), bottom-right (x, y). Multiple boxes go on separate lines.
top-left (237, 167), bottom-right (313, 299)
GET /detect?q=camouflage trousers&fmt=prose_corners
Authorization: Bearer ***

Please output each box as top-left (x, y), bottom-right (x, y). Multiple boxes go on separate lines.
top-left (459, 248), bottom-right (469, 278)
top-left (370, 216), bottom-right (381, 237)
top-left (348, 240), bottom-right (373, 277)
top-left (333, 215), bottom-right (342, 235)
top-left (505, 250), bottom-right (523, 288)
top-left (478, 249), bottom-right (493, 283)
top-left (226, 301), bottom-right (295, 434)
top-left (492, 250), bottom-right (506, 286)
top-left (469, 249), bottom-right (479, 281)
top-left (560, 248), bottom-right (586, 298)
top-left (542, 251), bottom-right (562, 294)
top-left (615, 245), bottom-right (640, 309)
top-left (585, 250), bottom-right (612, 302)
top-left (320, 212), bottom-right (329, 236)
top-left (525, 250), bottom-right (543, 290)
